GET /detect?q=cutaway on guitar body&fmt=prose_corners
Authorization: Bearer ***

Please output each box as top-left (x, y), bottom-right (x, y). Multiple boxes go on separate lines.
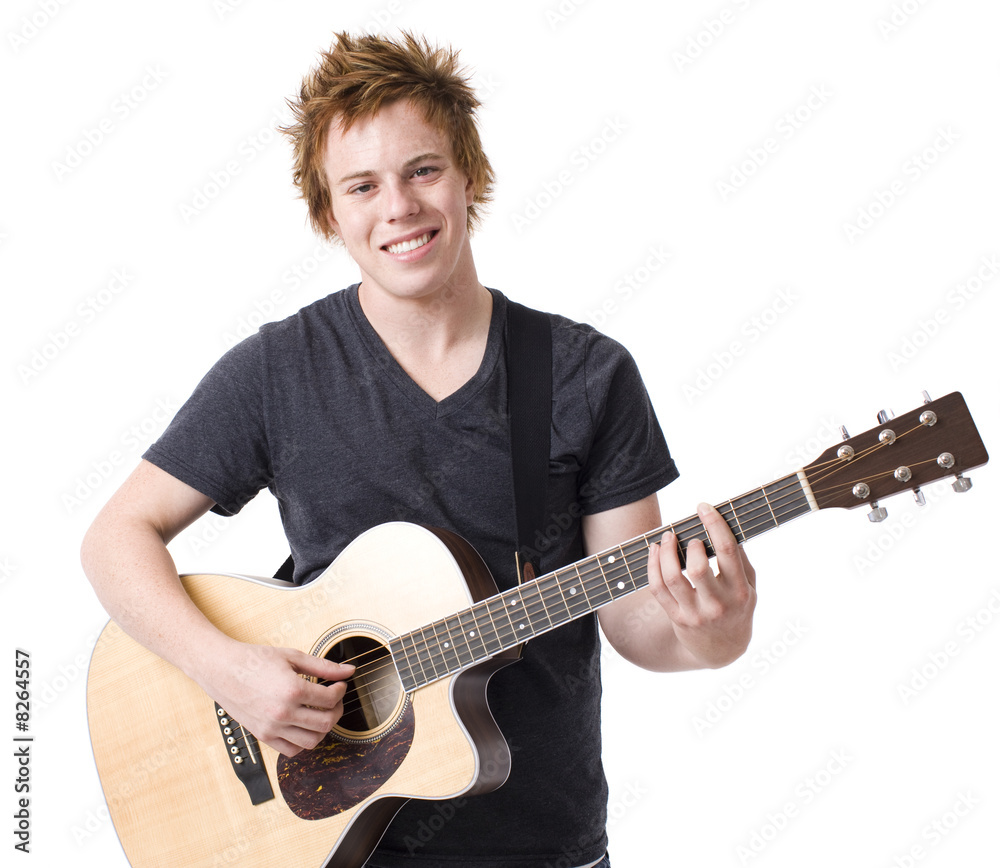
top-left (87, 523), bottom-right (518, 868)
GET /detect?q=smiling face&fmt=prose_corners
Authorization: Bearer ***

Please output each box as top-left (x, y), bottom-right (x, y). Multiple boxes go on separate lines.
top-left (323, 99), bottom-right (479, 307)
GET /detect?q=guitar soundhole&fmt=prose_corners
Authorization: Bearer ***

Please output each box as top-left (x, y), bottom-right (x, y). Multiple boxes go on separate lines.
top-left (323, 632), bottom-right (406, 743)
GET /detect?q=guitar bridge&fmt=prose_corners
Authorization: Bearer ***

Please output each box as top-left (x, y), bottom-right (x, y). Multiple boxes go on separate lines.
top-left (215, 703), bottom-right (274, 805)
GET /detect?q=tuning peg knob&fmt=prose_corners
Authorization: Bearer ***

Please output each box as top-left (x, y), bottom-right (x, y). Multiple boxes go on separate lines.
top-left (840, 425), bottom-right (850, 441)
top-left (877, 409), bottom-right (895, 424)
top-left (922, 390), bottom-right (932, 404)
top-left (952, 474), bottom-right (973, 493)
top-left (913, 488), bottom-right (927, 506)
top-left (868, 503), bottom-right (888, 522)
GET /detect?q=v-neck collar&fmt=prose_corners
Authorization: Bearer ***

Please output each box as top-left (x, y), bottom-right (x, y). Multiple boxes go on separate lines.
top-left (344, 284), bottom-right (506, 419)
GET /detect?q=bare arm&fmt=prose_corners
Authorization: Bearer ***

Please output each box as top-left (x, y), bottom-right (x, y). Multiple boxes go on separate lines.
top-left (588, 494), bottom-right (756, 672)
top-left (81, 459), bottom-right (353, 755)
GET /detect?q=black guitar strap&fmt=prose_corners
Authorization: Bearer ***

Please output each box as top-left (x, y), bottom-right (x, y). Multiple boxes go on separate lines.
top-left (504, 300), bottom-right (552, 585)
top-left (274, 299), bottom-right (553, 586)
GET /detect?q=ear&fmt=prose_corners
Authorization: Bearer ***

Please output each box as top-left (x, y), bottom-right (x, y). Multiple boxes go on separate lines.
top-left (465, 175), bottom-right (476, 207)
top-left (325, 207), bottom-right (340, 239)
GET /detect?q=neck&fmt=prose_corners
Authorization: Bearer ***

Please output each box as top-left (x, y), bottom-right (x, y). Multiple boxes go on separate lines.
top-left (357, 247), bottom-right (487, 355)
top-left (357, 259), bottom-right (493, 402)
top-left (390, 471), bottom-right (816, 692)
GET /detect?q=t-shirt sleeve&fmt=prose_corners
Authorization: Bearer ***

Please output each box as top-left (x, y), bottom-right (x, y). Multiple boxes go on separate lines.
top-left (576, 333), bottom-right (678, 514)
top-left (143, 336), bottom-right (272, 516)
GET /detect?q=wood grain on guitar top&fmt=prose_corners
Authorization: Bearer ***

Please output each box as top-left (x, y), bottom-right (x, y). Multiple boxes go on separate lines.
top-left (86, 523), bottom-right (513, 868)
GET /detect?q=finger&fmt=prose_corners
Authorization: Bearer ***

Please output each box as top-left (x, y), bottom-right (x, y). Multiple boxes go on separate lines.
top-left (289, 649), bottom-right (356, 681)
top-left (649, 533), bottom-right (695, 610)
top-left (697, 502), bottom-right (743, 584)
top-left (739, 545), bottom-right (756, 589)
top-left (295, 676), bottom-right (350, 713)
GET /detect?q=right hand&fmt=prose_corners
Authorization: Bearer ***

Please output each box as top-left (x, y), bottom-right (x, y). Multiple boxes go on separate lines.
top-left (202, 641), bottom-right (355, 757)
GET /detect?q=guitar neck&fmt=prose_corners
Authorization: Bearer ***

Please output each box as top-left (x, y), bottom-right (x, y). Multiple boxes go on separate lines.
top-left (390, 471), bottom-right (815, 692)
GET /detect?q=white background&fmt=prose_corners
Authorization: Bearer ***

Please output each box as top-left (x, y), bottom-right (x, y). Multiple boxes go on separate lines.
top-left (3, 0), bottom-right (998, 866)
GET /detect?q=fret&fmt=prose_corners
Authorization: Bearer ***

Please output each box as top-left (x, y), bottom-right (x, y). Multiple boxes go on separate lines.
top-left (556, 567), bottom-right (595, 620)
top-left (413, 624), bottom-right (447, 681)
top-left (392, 472), bottom-right (816, 692)
top-left (575, 561), bottom-right (613, 608)
top-left (595, 550), bottom-right (635, 602)
top-left (765, 475), bottom-right (810, 525)
top-left (503, 588), bottom-right (534, 641)
top-left (481, 595), bottom-right (520, 650)
top-left (457, 608), bottom-right (490, 662)
top-left (407, 633), bottom-right (434, 684)
top-left (673, 516), bottom-right (711, 566)
top-left (518, 582), bottom-right (552, 635)
top-left (469, 600), bottom-right (505, 657)
top-left (388, 637), bottom-right (418, 693)
top-left (535, 573), bottom-right (572, 626)
top-left (731, 488), bottom-right (775, 539)
top-left (441, 613), bottom-right (477, 669)
top-left (427, 617), bottom-right (464, 674)
top-left (614, 544), bottom-right (641, 591)
top-left (725, 499), bottom-right (747, 542)
top-left (621, 537), bottom-right (652, 579)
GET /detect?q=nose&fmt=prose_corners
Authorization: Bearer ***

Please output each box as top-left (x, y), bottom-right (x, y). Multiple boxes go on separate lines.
top-left (381, 179), bottom-right (419, 222)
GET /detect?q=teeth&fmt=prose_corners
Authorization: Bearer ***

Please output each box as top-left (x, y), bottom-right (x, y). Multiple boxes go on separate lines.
top-left (386, 232), bottom-right (432, 254)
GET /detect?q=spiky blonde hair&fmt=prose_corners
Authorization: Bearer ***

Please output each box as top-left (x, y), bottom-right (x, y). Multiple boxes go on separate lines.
top-left (282, 31), bottom-right (495, 240)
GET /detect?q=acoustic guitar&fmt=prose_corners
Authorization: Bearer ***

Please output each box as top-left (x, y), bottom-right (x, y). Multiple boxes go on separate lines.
top-left (86, 391), bottom-right (988, 867)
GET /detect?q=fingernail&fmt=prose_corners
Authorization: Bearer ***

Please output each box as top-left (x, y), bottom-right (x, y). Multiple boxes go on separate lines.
top-left (696, 502), bottom-right (713, 517)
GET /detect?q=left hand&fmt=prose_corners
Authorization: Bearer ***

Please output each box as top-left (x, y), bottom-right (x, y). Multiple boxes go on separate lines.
top-left (647, 502), bottom-right (757, 668)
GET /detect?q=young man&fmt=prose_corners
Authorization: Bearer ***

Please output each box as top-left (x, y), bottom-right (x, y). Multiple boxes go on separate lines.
top-left (82, 32), bottom-right (756, 868)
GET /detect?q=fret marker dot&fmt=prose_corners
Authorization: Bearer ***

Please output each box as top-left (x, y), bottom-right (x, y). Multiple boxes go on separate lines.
top-left (607, 555), bottom-right (616, 564)
top-left (443, 642), bottom-right (450, 649)
top-left (617, 581), bottom-right (625, 590)
top-left (469, 631), bottom-right (476, 638)
top-left (509, 598), bottom-right (519, 606)
top-left (519, 624), bottom-right (525, 630)
top-left (569, 587), bottom-right (577, 595)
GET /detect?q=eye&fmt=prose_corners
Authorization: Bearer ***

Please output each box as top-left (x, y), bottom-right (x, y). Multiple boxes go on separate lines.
top-left (412, 166), bottom-right (439, 178)
top-left (349, 182), bottom-right (375, 195)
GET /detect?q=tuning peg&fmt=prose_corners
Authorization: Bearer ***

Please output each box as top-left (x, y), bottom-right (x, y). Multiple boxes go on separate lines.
top-left (868, 502), bottom-right (888, 522)
top-left (877, 409), bottom-right (895, 424)
top-left (952, 474), bottom-right (973, 493)
top-left (913, 488), bottom-right (926, 506)
top-left (922, 390), bottom-right (932, 404)
top-left (839, 425), bottom-right (850, 440)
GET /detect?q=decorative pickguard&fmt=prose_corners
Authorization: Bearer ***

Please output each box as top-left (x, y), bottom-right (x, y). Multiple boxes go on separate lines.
top-left (276, 699), bottom-right (415, 820)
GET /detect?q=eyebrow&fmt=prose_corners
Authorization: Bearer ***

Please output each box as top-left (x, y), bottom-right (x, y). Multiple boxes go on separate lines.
top-left (336, 153), bottom-right (448, 185)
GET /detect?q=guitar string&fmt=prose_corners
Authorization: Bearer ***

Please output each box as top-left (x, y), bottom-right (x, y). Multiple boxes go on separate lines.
top-left (332, 428), bottom-right (943, 712)
top-left (202, 416), bottom-right (948, 733)
top-left (802, 421), bottom-right (925, 490)
top-left (331, 475), bottom-right (818, 712)
top-left (339, 462), bottom-right (907, 712)
top-left (334, 466), bottom-right (867, 708)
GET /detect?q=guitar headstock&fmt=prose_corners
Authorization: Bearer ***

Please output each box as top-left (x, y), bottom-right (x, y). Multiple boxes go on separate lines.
top-left (802, 391), bottom-right (989, 519)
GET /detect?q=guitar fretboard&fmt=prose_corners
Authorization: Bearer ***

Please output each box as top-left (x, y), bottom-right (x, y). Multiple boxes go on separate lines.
top-left (389, 472), bottom-right (813, 693)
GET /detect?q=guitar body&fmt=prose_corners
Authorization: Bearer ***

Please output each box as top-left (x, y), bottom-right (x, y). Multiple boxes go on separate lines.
top-left (87, 522), bottom-right (517, 868)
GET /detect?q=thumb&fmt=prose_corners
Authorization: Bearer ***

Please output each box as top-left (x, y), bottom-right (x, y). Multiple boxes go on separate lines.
top-left (286, 648), bottom-right (355, 682)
